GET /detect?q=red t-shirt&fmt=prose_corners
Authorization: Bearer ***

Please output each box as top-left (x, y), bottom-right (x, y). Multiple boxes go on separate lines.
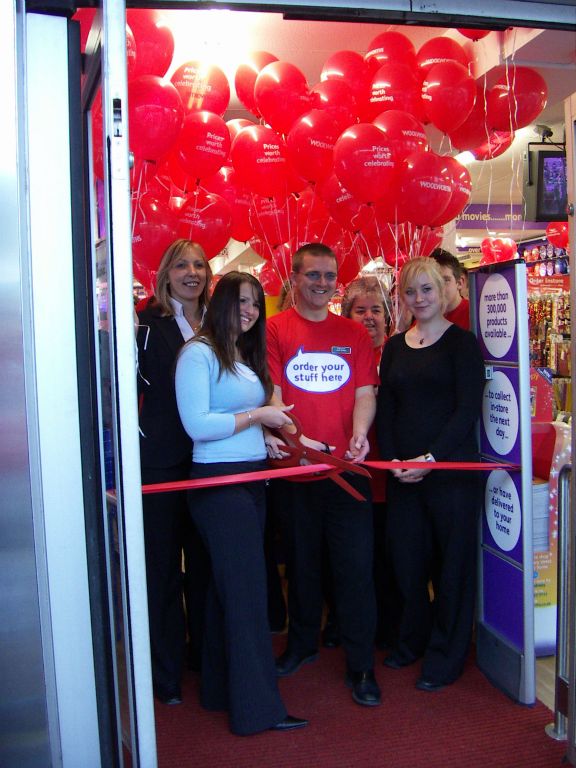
top-left (267, 308), bottom-right (378, 459)
top-left (445, 298), bottom-right (470, 329)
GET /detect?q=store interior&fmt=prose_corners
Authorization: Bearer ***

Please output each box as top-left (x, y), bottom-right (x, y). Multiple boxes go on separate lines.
top-left (78, 0), bottom-right (574, 725)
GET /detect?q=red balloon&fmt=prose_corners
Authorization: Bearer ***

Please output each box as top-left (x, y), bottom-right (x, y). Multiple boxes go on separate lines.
top-left (365, 31), bottom-right (417, 71)
top-left (417, 37), bottom-right (470, 77)
top-left (336, 246), bottom-right (364, 286)
top-left (157, 149), bottom-right (195, 194)
top-left (357, 212), bottom-right (397, 255)
top-left (128, 76), bottom-right (183, 161)
top-left (333, 123), bottom-right (400, 205)
top-left (91, 89), bottom-right (104, 180)
top-left (398, 152), bottom-right (453, 226)
top-left (202, 166), bottom-right (254, 242)
top-left (472, 130), bottom-right (514, 161)
top-left (284, 161), bottom-right (309, 196)
top-left (125, 25), bottom-right (137, 81)
top-left (234, 51), bottom-right (279, 117)
top-left (249, 236), bottom-right (285, 265)
top-left (271, 245), bottom-right (294, 281)
top-left (486, 66), bottom-right (548, 131)
top-left (430, 157), bottom-right (472, 226)
top-left (362, 63), bottom-right (424, 123)
top-left (258, 262), bottom-right (284, 296)
top-left (492, 237), bottom-right (518, 262)
top-left (126, 10), bottom-right (174, 79)
top-left (171, 61), bottom-right (230, 117)
top-left (423, 61), bottom-right (476, 133)
top-left (291, 187), bottom-right (333, 245)
top-left (398, 224), bottom-right (444, 257)
top-left (546, 221), bottom-right (569, 249)
top-left (317, 174), bottom-right (375, 231)
top-left (480, 237), bottom-right (497, 264)
top-left (372, 109), bottom-right (428, 162)
top-left (383, 248), bottom-right (410, 269)
top-left (226, 118), bottom-right (255, 144)
top-left (457, 28), bottom-right (491, 41)
top-left (254, 62), bottom-right (312, 135)
top-left (175, 189), bottom-right (232, 259)
top-left (311, 80), bottom-right (358, 129)
top-left (447, 84), bottom-right (491, 151)
top-left (132, 193), bottom-right (179, 273)
top-left (321, 50), bottom-right (370, 108)
top-left (174, 111), bottom-right (230, 181)
top-left (287, 109), bottom-right (342, 183)
top-left (249, 194), bottom-right (295, 249)
top-left (231, 124), bottom-right (289, 198)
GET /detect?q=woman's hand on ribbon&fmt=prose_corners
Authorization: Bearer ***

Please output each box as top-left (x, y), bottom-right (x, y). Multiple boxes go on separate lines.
top-left (391, 454), bottom-right (434, 483)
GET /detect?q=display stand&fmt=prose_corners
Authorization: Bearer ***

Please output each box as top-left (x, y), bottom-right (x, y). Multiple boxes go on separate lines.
top-left (470, 260), bottom-right (535, 705)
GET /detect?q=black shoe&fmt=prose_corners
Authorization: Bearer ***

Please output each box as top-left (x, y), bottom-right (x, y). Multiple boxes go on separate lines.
top-left (269, 715), bottom-right (309, 731)
top-left (382, 653), bottom-right (416, 670)
top-left (322, 622), bottom-right (341, 649)
top-left (346, 670), bottom-right (382, 707)
top-left (415, 677), bottom-right (445, 692)
top-left (275, 650), bottom-right (318, 677)
top-left (154, 686), bottom-right (182, 705)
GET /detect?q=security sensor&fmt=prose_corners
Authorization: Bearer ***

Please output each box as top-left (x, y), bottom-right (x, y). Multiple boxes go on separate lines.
top-left (535, 124), bottom-right (553, 141)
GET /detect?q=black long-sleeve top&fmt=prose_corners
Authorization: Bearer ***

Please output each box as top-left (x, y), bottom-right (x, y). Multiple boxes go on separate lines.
top-left (376, 325), bottom-right (485, 462)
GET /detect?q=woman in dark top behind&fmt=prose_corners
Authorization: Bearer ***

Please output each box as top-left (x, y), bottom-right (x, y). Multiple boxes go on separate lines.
top-left (376, 257), bottom-right (485, 691)
top-left (136, 239), bottom-right (212, 704)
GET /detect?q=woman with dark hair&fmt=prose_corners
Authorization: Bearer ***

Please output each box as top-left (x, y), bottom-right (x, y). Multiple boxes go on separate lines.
top-left (136, 239), bottom-right (212, 705)
top-left (175, 271), bottom-right (307, 735)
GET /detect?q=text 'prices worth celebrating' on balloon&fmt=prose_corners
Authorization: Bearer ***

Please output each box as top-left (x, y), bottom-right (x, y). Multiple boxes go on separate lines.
top-left (482, 370), bottom-right (519, 457)
top-left (478, 273), bottom-right (516, 359)
top-left (485, 469), bottom-right (522, 554)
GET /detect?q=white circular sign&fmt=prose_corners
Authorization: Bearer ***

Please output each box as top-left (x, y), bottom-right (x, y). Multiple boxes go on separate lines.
top-left (485, 469), bottom-right (521, 552)
top-left (478, 273), bottom-right (516, 358)
top-left (286, 347), bottom-right (351, 393)
top-left (482, 370), bottom-right (519, 456)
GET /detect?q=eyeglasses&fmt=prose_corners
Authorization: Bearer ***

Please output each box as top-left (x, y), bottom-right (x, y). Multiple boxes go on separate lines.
top-left (301, 271), bottom-right (338, 282)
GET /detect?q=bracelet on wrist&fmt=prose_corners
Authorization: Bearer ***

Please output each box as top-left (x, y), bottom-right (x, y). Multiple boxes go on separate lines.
top-left (246, 410), bottom-right (253, 428)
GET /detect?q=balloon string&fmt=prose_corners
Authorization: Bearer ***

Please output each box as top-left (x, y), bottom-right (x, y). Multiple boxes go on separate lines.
top-left (131, 163), bottom-right (146, 239)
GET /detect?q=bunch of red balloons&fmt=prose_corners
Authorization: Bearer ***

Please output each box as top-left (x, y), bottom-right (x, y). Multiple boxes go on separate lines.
top-left (80, 10), bottom-right (550, 293)
top-left (480, 236), bottom-right (519, 265)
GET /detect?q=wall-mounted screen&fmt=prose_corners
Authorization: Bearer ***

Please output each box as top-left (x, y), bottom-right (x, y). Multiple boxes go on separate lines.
top-left (536, 151), bottom-right (567, 221)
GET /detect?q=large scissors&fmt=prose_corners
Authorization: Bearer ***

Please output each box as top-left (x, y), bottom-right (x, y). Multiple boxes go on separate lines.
top-left (267, 413), bottom-right (372, 501)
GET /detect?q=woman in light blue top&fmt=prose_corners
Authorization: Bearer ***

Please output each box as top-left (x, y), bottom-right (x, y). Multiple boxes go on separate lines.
top-left (175, 271), bottom-right (308, 736)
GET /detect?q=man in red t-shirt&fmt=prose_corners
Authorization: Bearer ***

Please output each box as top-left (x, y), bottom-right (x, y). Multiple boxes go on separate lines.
top-left (267, 243), bottom-right (381, 707)
top-left (431, 248), bottom-right (470, 330)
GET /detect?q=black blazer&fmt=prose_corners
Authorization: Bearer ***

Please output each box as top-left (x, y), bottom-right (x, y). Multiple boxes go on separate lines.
top-left (136, 299), bottom-right (192, 469)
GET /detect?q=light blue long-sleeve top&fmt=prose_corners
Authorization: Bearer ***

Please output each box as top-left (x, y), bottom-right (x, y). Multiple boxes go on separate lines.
top-left (175, 339), bottom-right (267, 464)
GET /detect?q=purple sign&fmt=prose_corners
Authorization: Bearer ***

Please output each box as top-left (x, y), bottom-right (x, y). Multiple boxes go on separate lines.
top-left (481, 366), bottom-right (521, 463)
top-left (483, 549), bottom-right (524, 650)
top-left (476, 268), bottom-right (518, 363)
top-left (456, 203), bottom-right (542, 230)
top-left (482, 470), bottom-right (524, 565)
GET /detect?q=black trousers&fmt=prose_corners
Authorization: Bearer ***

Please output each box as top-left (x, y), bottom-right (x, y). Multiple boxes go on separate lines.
top-left (283, 474), bottom-right (376, 672)
top-left (386, 471), bottom-right (481, 684)
top-left (188, 461), bottom-right (286, 736)
top-left (141, 460), bottom-right (198, 695)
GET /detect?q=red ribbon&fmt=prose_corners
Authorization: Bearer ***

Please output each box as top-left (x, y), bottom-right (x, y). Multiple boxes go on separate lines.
top-left (136, 459), bottom-right (520, 496)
